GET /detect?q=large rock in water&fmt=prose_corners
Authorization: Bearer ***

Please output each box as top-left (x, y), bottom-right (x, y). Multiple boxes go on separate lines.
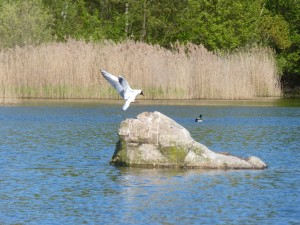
top-left (111, 111), bottom-right (267, 169)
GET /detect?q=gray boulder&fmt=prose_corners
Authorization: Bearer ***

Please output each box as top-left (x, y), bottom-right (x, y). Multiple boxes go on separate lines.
top-left (111, 111), bottom-right (267, 169)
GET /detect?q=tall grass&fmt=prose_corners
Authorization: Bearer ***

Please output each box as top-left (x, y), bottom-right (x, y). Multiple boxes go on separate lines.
top-left (0, 39), bottom-right (281, 102)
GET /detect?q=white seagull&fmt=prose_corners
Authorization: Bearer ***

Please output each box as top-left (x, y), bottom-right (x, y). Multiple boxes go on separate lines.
top-left (100, 69), bottom-right (144, 111)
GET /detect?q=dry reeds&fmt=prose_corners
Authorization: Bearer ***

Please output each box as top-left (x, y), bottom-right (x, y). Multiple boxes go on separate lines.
top-left (0, 39), bottom-right (281, 102)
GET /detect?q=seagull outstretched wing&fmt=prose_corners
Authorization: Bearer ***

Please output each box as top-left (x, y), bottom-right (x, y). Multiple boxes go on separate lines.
top-left (101, 69), bottom-right (125, 99)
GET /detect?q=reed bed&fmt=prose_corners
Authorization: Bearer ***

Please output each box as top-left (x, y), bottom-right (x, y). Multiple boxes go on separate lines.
top-left (0, 39), bottom-right (281, 102)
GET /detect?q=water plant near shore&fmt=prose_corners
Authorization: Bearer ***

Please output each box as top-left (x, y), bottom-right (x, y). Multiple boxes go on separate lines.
top-left (0, 39), bottom-right (281, 101)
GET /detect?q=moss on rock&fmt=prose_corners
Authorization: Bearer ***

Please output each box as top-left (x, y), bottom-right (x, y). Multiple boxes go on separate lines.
top-left (159, 145), bottom-right (187, 164)
top-left (110, 138), bottom-right (129, 166)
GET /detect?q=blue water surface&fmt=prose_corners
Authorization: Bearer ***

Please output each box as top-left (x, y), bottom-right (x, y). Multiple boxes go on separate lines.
top-left (0, 100), bottom-right (299, 225)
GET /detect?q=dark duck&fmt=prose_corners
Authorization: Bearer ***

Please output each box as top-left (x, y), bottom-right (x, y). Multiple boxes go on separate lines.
top-left (195, 114), bottom-right (203, 122)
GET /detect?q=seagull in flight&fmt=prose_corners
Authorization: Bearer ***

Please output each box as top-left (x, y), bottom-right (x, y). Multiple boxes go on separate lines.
top-left (100, 69), bottom-right (144, 111)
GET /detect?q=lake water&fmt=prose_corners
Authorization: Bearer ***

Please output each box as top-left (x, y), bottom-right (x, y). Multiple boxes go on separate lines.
top-left (0, 99), bottom-right (300, 225)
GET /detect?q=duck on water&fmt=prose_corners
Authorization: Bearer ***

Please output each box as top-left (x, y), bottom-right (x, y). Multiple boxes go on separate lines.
top-left (195, 114), bottom-right (203, 122)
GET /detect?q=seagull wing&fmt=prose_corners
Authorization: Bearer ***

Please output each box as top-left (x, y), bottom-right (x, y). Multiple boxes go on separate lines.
top-left (101, 69), bottom-right (125, 98)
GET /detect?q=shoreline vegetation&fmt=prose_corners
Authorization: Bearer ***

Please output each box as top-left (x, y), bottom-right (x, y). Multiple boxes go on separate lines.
top-left (10, 97), bottom-right (299, 107)
top-left (0, 40), bottom-right (282, 104)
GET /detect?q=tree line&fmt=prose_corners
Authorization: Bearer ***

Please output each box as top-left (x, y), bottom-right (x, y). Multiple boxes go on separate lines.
top-left (0, 0), bottom-right (299, 89)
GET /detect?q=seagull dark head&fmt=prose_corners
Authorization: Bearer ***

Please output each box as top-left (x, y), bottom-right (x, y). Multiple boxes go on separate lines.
top-left (140, 91), bottom-right (144, 96)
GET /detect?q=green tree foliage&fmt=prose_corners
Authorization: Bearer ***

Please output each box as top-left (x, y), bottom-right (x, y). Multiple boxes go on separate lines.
top-left (95, 0), bottom-right (129, 41)
top-left (100, 0), bottom-right (263, 50)
top-left (264, 0), bottom-right (300, 87)
top-left (43, 0), bottom-right (104, 41)
top-left (123, 0), bottom-right (188, 46)
top-left (0, 0), bottom-right (53, 48)
top-left (178, 0), bottom-right (262, 51)
top-left (259, 14), bottom-right (291, 50)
